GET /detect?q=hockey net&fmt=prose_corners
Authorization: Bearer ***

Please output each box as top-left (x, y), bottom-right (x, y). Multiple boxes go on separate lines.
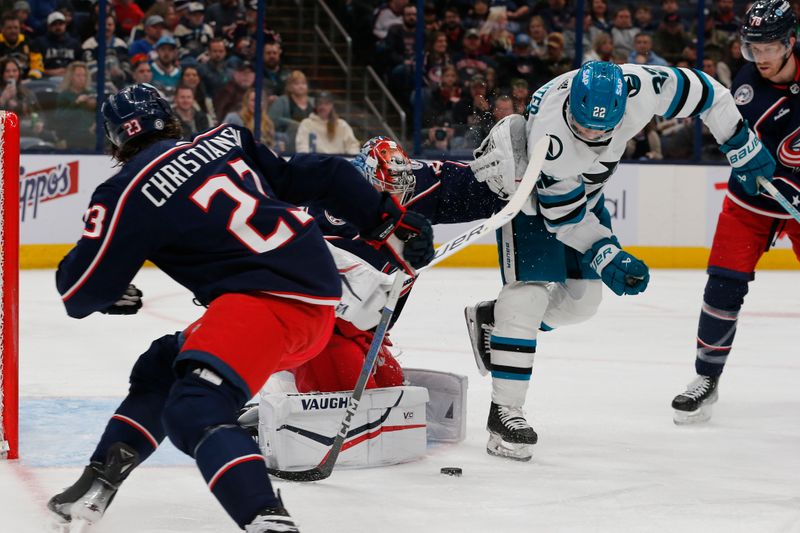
top-left (0, 112), bottom-right (19, 460)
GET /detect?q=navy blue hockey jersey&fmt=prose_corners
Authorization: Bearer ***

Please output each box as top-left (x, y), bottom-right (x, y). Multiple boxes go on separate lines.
top-left (57, 124), bottom-right (386, 318)
top-left (730, 52), bottom-right (800, 216)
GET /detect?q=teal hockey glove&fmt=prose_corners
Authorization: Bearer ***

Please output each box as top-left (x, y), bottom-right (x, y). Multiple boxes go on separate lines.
top-left (583, 238), bottom-right (649, 296)
top-left (721, 121), bottom-right (776, 196)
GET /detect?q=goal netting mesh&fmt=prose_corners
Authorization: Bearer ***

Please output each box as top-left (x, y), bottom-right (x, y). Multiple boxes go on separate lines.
top-left (0, 111), bottom-right (19, 460)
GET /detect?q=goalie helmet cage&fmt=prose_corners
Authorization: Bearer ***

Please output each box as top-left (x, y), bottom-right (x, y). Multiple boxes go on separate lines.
top-left (0, 112), bottom-right (19, 460)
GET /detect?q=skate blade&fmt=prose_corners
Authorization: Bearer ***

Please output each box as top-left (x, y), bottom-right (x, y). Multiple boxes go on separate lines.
top-left (673, 404), bottom-right (713, 425)
top-left (487, 435), bottom-right (533, 462)
top-left (464, 308), bottom-right (490, 377)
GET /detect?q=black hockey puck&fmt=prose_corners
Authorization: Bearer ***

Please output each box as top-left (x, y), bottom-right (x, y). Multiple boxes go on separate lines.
top-left (440, 467), bottom-right (462, 477)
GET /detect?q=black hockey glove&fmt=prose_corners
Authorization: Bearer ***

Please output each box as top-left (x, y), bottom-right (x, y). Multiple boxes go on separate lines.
top-left (101, 284), bottom-right (143, 315)
top-left (365, 193), bottom-right (435, 274)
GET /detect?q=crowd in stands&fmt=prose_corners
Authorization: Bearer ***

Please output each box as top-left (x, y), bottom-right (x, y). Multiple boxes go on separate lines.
top-left (0, 0), bottom-right (361, 154)
top-left (0, 0), bottom-right (780, 159)
top-left (362, 0), bottom-right (770, 159)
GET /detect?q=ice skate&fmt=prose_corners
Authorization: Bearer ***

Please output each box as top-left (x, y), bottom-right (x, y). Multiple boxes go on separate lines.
top-left (245, 490), bottom-right (300, 533)
top-left (464, 300), bottom-right (495, 376)
top-left (48, 443), bottom-right (139, 528)
top-left (672, 375), bottom-right (719, 425)
top-left (486, 402), bottom-right (537, 461)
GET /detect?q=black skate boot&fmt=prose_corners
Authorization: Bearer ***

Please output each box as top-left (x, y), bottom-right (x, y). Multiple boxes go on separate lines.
top-left (672, 375), bottom-right (719, 425)
top-left (486, 402), bottom-right (538, 461)
top-left (48, 442), bottom-right (140, 526)
top-left (464, 300), bottom-right (495, 376)
top-left (245, 490), bottom-right (300, 533)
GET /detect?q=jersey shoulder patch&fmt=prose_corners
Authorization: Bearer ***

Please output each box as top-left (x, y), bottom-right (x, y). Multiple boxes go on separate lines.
top-left (734, 84), bottom-right (754, 106)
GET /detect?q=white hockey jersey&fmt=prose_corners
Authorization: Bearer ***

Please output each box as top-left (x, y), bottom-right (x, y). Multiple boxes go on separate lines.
top-left (526, 63), bottom-right (743, 253)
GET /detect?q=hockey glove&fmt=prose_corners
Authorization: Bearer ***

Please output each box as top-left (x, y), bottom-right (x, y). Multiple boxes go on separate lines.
top-left (101, 284), bottom-right (143, 315)
top-left (365, 193), bottom-right (435, 274)
top-left (469, 114), bottom-right (529, 199)
top-left (721, 121), bottom-right (776, 196)
top-left (583, 238), bottom-right (649, 296)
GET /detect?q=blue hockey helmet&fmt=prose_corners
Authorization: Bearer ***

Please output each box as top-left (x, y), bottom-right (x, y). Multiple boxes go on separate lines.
top-left (352, 136), bottom-right (416, 205)
top-left (740, 0), bottom-right (797, 61)
top-left (102, 83), bottom-right (174, 147)
top-left (568, 61), bottom-right (626, 140)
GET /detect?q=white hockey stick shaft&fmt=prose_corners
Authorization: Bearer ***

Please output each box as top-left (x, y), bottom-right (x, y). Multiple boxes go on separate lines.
top-left (420, 135), bottom-right (550, 271)
top-left (757, 176), bottom-right (800, 224)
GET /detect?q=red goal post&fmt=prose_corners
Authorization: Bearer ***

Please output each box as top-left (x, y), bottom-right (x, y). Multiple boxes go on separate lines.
top-left (0, 111), bottom-right (19, 460)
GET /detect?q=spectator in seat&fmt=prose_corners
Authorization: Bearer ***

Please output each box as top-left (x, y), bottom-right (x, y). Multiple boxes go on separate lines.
top-left (53, 61), bottom-right (96, 150)
top-left (129, 15), bottom-right (166, 60)
top-left (563, 11), bottom-right (593, 62)
top-left (628, 32), bottom-right (668, 66)
top-left (172, 84), bottom-right (211, 138)
top-left (510, 78), bottom-right (529, 115)
top-left (625, 118), bottom-right (662, 160)
top-left (535, 0), bottom-right (571, 33)
top-left (82, 15), bottom-right (128, 64)
top-left (464, 0), bottom-right (490, 30)
top-left (150, 35), bottom-right (182, 96)
top-left (527, 15), bottom-right (549, 59)
top-left (422, 119), bottom-right (457, 154)
top-left (113, 0), bottom-right (145, 37)
top-left (611, 7), bottom-right (639, 59)
top-left (584, 32), bottom-right (614, 63)
top-left (179, 65), bottom-right (215, 125)
top-left (453, 74), bottom-right (493, 149)
top-left (174, 2), bottom-right (214, 60)
top-left (222, 87), bottom-right (279, 151)
top-left (588, 0), bottom-right (612, 43)
top-left (262, 38), bottom-right (289, 97)
top-left (385, 3), bottom-right (417, 99)
top-left (633, 4), bottom-right (657, 33)
top-left (206, 0), bottom-right (242, 40)
top-left (495, 0), bottom-right (531, 34)
top-left (0, 13), bottom-right (41, 79)
top-left (12, 1), bottom-right (35, 38)
top-left (268, 69), bottom-right (313, 153)
top-left (213, 60), bottom-right (254, 123)
top-left (653, 13), bottom-right (690, 66)
top-left (723, 37), bottom-right (747, 83)
top-left (373, 0), bottom-right (408, 41)
top-left (492, 94), bottom-right (514, 124)
top-left (425, 64), bottom-right (462, 127)
top-left (710, 0), bottom-right (741, 40)
top-left (543, 32), bottom-right (571, 76)
top-left (478, 6), bottom-right (514, 55)
top-left (0, 57), bottom-right (41, 136)
top-left (442, 7), bottom-right (464, 54)
top-left (33, 12), bottom-right (81, 78)
top-left (295, 91), bottom-right (360, 155)
top-left (129, 56), bottom-right (153, 86)
top-left (453, 28), bottom-right (492, 83)
top-left (424, 31), bottom-right (453, 89)
top-left (198, 37), bottom-right (232, 98)
top-left (496, 33), bottom-right (548, 89)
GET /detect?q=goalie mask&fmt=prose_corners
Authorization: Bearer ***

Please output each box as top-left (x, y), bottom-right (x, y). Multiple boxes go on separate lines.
top-left (352, 136), bottom-right (416, 205)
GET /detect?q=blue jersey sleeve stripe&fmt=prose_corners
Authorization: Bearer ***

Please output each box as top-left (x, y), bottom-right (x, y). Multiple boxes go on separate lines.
top-left (544, 205), bottom-right (586, 227)
top-left (490, 334), bottom-right (537, 348)
top-left (688, 69), bottom-right (714, 116)
top-left (664, 67), bottom-right (690, 119)
top-left (537, 187), bottom-right (585, 207)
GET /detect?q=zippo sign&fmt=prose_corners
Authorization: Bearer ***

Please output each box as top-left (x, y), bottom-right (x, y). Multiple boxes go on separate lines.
top-left (20, 155), bottom-right (114, 244)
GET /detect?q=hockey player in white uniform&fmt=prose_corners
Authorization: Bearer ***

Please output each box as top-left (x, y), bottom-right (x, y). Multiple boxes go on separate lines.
top-left (464, 60), bottom-right (776, 461)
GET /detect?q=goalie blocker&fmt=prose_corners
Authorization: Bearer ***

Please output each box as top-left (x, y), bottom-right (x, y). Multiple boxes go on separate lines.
top-left (255, 369), bottom-right (467, 470)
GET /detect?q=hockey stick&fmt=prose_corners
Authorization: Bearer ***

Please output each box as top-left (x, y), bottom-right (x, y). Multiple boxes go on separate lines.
top-left (267, 271), bottom-right (407, 482)
top-left (267, 135), bottom-right (550, 482)
top-left (757, 176), bottom-right (800, 224)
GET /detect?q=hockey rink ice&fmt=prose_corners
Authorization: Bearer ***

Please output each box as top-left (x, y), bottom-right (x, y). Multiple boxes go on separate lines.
top-left (3, 266), bottom-right (800, 532)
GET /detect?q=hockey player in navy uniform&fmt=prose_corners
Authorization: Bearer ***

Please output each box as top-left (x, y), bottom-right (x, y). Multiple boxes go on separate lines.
top-left (672, 0), bottom-right (799, 424)
top-left (46, 84), bottom-right (434, 532)
top-left (463, 60), bottom-right (775, 460)
top-left (291, 136), bottom-right (506, 393)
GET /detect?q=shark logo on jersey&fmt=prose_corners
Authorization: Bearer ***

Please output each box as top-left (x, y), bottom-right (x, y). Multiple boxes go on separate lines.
top-left (778, 125), bottom-right (800, 167)
top-left (734, 84), bottom-right (754, 105)
top-left (624, 74), bottom-right (641, 97)
top-left (546, 135), bottom-right (563, 161)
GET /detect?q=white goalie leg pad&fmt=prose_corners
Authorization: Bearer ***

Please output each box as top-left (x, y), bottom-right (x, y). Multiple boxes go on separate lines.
top-left (326, 242), bottom-right (395, 330)
top-left (491, 282), bottom-right (549, 408)
top-left (469, 114), bottom-right (529, 200)
top-left (403, 368), bottom-right (468, 443)
top-left (257, 386), bottom-right (429, 470)
top-left (541, 279), bottom-right (603, 330)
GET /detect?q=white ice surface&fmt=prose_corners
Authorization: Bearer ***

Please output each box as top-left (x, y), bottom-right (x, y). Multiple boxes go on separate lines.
top-left (3, 267), bottom-right (800, 532)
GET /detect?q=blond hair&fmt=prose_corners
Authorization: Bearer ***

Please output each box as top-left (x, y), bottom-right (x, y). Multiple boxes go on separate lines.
top-left (60, 61), bottom-right (90, 92)
top-left (240, 87), bottom-right (275, 147)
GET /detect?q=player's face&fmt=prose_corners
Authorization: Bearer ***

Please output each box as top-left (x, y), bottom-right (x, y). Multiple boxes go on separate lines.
top-left (567, 110), bottom-right (615, 142)
top-left (743, 40), bottom-right (791, 77)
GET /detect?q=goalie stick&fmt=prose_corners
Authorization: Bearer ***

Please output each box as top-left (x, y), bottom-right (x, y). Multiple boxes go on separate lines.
top-left (266, 135), bottom-right (550, 482)
top-left (757, 176), bottom-right (800, 225)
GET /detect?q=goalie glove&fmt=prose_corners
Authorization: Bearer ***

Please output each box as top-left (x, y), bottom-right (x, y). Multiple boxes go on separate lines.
top-left (469, 114), bottom-right (529, 199)
top-left (364, 193), bottom-right (434, 274)
top-left (582, 238), bottom-right (649, 296)
top-left (101, 284), bottom-right (143, 315)
top-left (327, 243), bottom-right (395, 330)
top-left (721, 120), bottom-right (776, 196)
